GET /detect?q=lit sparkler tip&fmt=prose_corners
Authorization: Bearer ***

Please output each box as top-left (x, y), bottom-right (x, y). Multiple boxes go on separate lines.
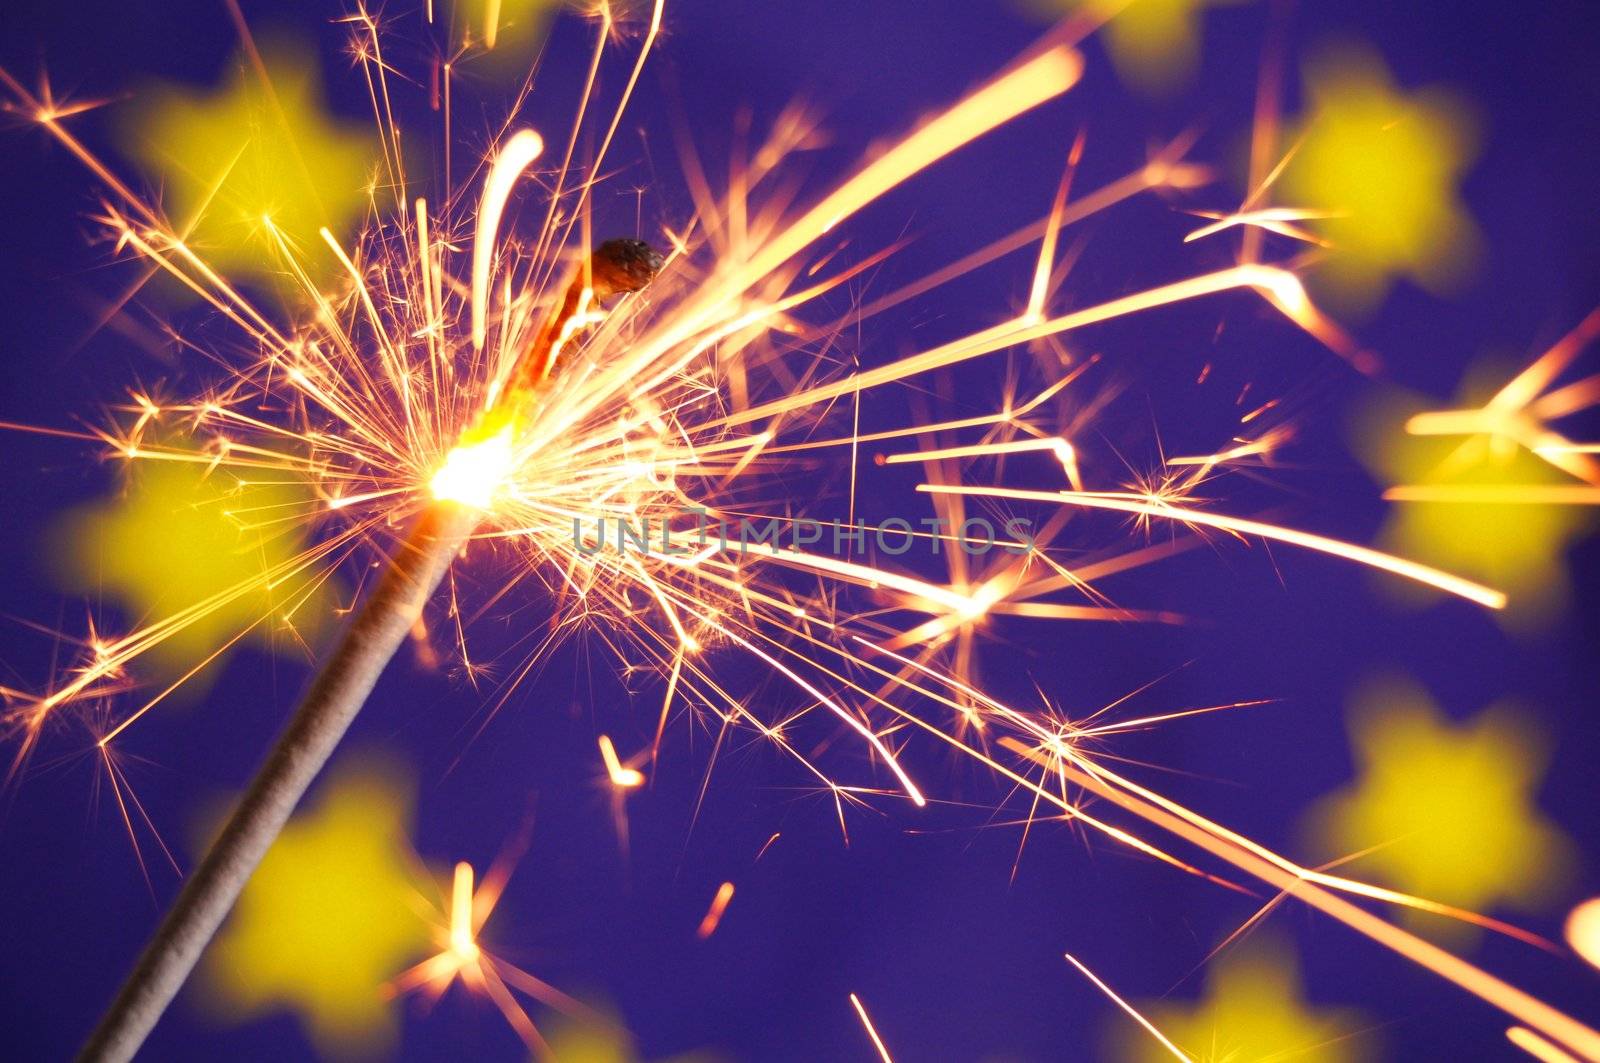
top-left (430, 425), bottom-right (516, 510)
top-left (1508, 1025), bottom-right (1584, 1063)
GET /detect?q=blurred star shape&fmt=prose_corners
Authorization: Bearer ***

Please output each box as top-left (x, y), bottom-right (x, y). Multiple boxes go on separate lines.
top-left (1353, 375), bottom-right (1594, 625)
top-left (1025, 0), bottom-right (1248, 95)
top-left (545, 1013), bottom-right (724, 1063)
top-left (51, 451), bottom-right (329, 678)
top-left (200, 759), bottom-right (430, 1057)
top-left (1116, 935), bottom-right (1371, 1062)
top-left (1303, 675), bottom-right (1573, 933)
top-left (455, 0), bottom-right (562, 54)
top-left (121, 36), bottom-right (373, 285)
top-left (1283, 43), bottom-right (1481, 311)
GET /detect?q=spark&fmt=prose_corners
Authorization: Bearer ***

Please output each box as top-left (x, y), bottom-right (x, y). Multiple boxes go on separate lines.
top-left (1063, 952), bottom-right (1191, 1062)
top-left (597, 734), bottom-right (644, 788)
top-left (1399, 308), bottom-right (1600, 491)
top-left (1384, 485), bottom-right (1600, 506)
top-left (1566, 899), bottom-right (1600, 972)
top-left (1184, 205), bottom-right (1339, 247)
top-left (1511, 1026), bottom-right (1585, 1063)
top-left (695, 880), bottom-right (735, 939)
top-left (920, 484), bottom-right (1508, 610)
top-left (470, 128), bottom-right (544, 353)
top-left (850, 992), bottom-right (896, 1063)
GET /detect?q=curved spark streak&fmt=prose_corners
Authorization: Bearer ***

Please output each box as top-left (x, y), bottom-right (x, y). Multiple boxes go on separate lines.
top-left (1064, 952), bottom-right (1192, 1062)
top-left (471, 129), bottom-right (545, 353)
top-left (919, 484), bottom-right (1508, 609)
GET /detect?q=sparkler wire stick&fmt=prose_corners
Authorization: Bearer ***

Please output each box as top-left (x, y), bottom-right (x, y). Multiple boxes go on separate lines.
top-left (78, 502), bottom-right (473, 1063)
top-left (79, 236), bottom-right (663, 1062)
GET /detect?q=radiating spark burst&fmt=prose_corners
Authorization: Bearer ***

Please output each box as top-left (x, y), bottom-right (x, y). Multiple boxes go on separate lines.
top-left (392, 858), bottom-right (601, 1058)
top-left (2, 1), bottom-right (1597, 1057)
top-left (1387, 308), bottom-right (1600, 505)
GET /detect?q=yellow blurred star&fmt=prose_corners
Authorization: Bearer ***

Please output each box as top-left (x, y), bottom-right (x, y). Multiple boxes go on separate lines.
top-left (544, 1013), bottom-right (723, 1063)
top-left (51, 451), bottom-right (328, 678)
top-left (455, 0), bottom-right (563, 55)
top-left (200, 760), bottom-right (431, 1057)
top-left (1115, 936), bottom-right (1371, 1062)
top-left (121, 36), bottom-right (373, 284)
top-left (1282, 43), bottom-right (1480, 311)
top-left (1353, 374), bottom-right (1595, 624)
top-left (1303, 676), bottom-right (1573, 933)
top-left (1026, 0), bottom-right (1247, 95)
top-left (546, 1018), bottom-right (656, 1063)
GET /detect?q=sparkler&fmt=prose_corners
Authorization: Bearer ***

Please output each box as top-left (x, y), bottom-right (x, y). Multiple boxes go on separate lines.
top-left (1, 1), bottom-right (1596, 1059)
top-left (73, 205), bottom-right (663, 1056)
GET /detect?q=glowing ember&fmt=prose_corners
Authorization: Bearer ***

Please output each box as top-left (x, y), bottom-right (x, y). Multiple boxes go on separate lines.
top-left (430, 426), bottom-right (516, 510)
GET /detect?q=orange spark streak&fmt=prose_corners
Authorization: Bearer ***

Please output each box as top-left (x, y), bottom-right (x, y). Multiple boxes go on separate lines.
top-left (1384, 485), bottom-right (1600, 505)
top-left (598, 734), bottom-right (644, 788)
top-left (449, 861), bottom-right (480, 961)
top-left (920, 484), bottom-right (1507, 610)
top-left (695, 881), bottom-right (735, 939)
top-left (1063, 952), bottom-right (1191, 1062)
top-left (997, 739), bottom-right (1600, 1061)
top-left (1511, 1027), bottom-right (1584, 1063)
top-left (1566, 898), bottom-right (1600, 971)
top-left (850, 992), bottom-right (896, 1063)
top-left (391, 850), bottom-right (601, 1057)
top-left (471, 130), bottom-right (545, 352)
top-left (736, 48), bottom-right (1082, 289)
top-left (883, 436), bottom-right (1081, 491)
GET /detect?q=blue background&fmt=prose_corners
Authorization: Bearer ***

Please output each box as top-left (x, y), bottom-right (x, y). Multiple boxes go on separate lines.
top-left (1, 1), bottom-right (1598, 1059)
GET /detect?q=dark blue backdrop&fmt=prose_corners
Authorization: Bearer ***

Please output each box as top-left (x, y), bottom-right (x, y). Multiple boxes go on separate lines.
top-left (1, 1), bottom-right (1597, 1059)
